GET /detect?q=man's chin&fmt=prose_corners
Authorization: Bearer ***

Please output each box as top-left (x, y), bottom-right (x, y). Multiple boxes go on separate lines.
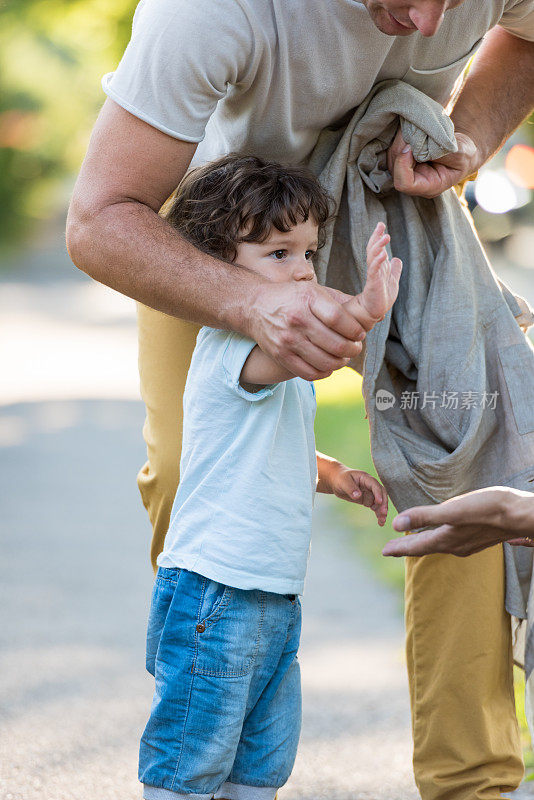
top-left (369, 7), bottom-right (418, 36)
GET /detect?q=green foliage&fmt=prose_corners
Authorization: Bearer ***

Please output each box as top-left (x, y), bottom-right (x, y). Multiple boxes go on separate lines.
top-left (1, 1), bottom-right (533, 246)
top-left (314, 393), bottom-right (406, 595)
top-left (0, 0), bottom-right (137, 242)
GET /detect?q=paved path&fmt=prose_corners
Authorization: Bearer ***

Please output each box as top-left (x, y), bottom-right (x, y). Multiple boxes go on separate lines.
top-left (0, 400), bottom-right (417, 799)
top-left (1, 223), bottom-right (533, 800)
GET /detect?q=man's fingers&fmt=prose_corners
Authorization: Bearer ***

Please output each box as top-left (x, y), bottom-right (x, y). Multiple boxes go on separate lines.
top-left (304, 318), bottom-right (364, 362)
top-left (310, 291), bottom-right (368, 344)
top-left (393, 150), bottom-right (456, 199)
top-left (280, 351), bottom-right (335, 381)
top-left (386, 126), bottom-right (407, 175)
top-left (392, 147), bottom-right (417, 193)
top-left (288, 337), bottom-right (353, 375)
top-left (390, 131), bottom-right (477, 199)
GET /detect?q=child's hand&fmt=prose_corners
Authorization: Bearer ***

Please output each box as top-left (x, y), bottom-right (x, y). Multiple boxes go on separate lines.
top-left (342, 221), bottom-right (402, 332)
top-left (330, 466), bottom-right (389, 526)
top-left (360, 221), bottom-right (403, 326)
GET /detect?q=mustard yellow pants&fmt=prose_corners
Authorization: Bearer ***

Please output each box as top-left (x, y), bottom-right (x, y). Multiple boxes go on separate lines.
top-left (136, 302), bottom-right (524, 800)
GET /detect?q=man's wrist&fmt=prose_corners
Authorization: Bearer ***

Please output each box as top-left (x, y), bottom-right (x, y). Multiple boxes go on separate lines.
top-left (219, 268), bottom-right (267, 338)
top-left (449, 128), bottom-right (485, 177)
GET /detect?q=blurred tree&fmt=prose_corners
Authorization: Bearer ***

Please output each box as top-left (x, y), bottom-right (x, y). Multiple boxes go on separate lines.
top-left (0, 3), bottom-right (533, 246)
top-left (0, 0), bottom-right (136, 243)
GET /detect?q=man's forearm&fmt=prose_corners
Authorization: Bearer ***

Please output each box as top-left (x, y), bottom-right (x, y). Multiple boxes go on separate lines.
top-left (66, 197), bottom-right (264, 334)
top-left (451, 27), bottom-right (534, 168)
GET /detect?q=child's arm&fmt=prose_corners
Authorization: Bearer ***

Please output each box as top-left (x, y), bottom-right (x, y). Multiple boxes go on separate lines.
top-left (239, 222), bottom-right (402, 390)
top-left (316, 451), bottom-right (389, 526)
top-left (239, 346), bottom-right (296, 392)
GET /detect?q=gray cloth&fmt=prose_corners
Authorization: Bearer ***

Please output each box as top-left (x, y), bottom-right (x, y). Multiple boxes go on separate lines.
top-left (308, 80), bottom-right (534, 671)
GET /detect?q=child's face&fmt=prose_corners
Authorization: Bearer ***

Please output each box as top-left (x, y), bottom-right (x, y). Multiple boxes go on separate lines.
top-left (234, 217), bottom-right (319, 284)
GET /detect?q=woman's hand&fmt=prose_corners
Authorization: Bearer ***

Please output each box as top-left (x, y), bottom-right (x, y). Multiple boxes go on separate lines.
top-left (382, 487), bottom-right (534, 557)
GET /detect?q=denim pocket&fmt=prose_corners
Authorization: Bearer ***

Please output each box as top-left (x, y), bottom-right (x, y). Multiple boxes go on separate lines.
top-left (198, 578), bottom-right (233, 628)
top-left (193, 587), bottom-right (264, 678)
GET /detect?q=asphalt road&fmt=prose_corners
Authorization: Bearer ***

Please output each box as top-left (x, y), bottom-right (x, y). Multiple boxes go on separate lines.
top-left (0, 395), bottom-right (417, 800)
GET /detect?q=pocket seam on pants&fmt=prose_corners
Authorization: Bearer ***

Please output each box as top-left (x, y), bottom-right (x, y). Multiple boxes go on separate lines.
top-left (202, 584), bottom-right (234, 629)
top-left (192, 591), bottom-right (266, 678)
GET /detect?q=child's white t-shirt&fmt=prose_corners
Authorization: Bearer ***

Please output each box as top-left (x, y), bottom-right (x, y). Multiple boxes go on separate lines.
top-left (157, 326), bottom-right (318, 596)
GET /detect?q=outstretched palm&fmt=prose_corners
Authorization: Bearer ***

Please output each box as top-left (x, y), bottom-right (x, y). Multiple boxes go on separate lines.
top-left (360, 221), bottom-right (402, 325)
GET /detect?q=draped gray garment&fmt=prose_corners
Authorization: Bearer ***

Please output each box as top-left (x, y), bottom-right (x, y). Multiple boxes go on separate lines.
top-left (307, 80), bottom-right (534, 677)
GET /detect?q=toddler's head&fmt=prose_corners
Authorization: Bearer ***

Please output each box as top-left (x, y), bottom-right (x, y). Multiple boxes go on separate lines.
top-left (165, 154), bottom-right (334, 282)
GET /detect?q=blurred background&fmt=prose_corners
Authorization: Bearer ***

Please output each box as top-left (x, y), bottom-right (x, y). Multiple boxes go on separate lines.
top-left (1, 2), bottom-right (534, 798)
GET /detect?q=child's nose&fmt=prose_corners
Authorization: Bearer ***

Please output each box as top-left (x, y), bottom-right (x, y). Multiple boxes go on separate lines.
top-left (292, 260), bottom-right (316, 281)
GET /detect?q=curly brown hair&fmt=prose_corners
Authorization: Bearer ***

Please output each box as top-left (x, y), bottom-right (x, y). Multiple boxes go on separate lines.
top-left (164, 153), bottom-right (334, 262)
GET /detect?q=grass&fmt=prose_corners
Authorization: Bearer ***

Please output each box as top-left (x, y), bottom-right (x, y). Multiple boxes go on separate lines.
top-left (314, 367), bottom-right (405, 594)
top-left (314, 367), bottom-right (533, 770)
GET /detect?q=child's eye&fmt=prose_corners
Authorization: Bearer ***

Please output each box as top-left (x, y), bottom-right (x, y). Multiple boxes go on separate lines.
top-left (305, 250), bottom-right (316, 260)
top-left (271, 250), bottom-right (287, 260)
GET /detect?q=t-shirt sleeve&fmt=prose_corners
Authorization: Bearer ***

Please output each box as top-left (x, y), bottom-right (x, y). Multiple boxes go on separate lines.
top-left (500, 0), bottom-right (534, 40)
top-left (101, 0), bottom-right (257, 142)
top-left (221, 332), bottom-right (281, 402)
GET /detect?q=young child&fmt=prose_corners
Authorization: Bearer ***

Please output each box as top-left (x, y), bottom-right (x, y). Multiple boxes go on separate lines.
top-left (139, 154), bottom-right (402, 800)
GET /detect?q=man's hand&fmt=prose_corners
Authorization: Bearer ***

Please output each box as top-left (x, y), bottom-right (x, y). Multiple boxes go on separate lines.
top-left (386, 28), bottom-right (534, 200)
top-left (342, 221), bottom-right (402, 330)
top-left (249, 281), bottom-right (366, 381)
top-left (386, 127), bottom-right (478, 199)
top-left (382, 487), bottom-right (534, 558)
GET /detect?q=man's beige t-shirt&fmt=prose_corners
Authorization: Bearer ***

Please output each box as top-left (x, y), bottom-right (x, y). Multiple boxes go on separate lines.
top-left (102, 0), bottom-right (534, 167)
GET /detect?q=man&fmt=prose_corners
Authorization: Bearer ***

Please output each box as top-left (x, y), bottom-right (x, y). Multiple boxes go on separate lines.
top-left (66, 2), bottom-right (534, 798)
top-left (384, 487), bottom-right (534, 556)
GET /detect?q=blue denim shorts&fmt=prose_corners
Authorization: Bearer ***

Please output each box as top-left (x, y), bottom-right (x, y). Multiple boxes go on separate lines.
top-left (139, 567), bottom-right (302, 800)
